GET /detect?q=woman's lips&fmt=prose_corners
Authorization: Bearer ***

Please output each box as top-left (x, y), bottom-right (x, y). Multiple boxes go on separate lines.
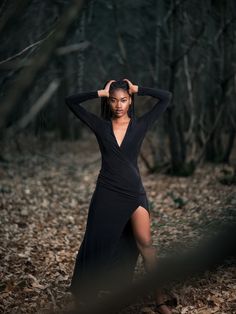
top-left (116, 110), bottom-right (123, 113)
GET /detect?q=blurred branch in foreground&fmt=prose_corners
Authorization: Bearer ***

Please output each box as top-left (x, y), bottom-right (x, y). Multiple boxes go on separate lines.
top-left (60, 220), bottom-right (235, 314)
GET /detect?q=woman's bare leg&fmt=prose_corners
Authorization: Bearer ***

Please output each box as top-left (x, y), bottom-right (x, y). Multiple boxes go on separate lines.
top-left (131, 206), bottom-right (172, 314)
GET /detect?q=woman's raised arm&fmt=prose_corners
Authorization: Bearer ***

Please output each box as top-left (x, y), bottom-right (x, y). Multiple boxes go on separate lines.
top-left (136, 86), bottom-right (172, 129)
top-left (65, 90), bottom-right (103, 134)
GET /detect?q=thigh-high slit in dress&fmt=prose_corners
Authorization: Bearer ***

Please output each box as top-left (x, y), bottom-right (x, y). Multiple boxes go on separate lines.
top-left (65, 86), bottom-right (172, 301)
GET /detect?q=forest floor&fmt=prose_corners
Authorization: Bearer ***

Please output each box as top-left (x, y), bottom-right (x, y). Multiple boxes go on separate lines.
top-left (0, 133), bottom-right (235, 314)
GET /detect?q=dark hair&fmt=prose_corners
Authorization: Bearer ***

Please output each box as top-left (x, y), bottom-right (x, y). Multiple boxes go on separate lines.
top-left (100, 79), bottom-right (135, 120)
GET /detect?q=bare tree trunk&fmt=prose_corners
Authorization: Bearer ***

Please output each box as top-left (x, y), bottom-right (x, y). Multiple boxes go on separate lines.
top-left (167, 0), bottom-right (184, 174)
top-left (57, 64), bottom-right (70, 139)
top-left (222, 129), bottom-right (235, 163)
top-left (154, 0), bottom-right (166, 165)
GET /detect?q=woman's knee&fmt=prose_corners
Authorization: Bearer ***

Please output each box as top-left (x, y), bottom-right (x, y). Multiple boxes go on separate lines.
top-left (136, 237), bottom-right (153, 251)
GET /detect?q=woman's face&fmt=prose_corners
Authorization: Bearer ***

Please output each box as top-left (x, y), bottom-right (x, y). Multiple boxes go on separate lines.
top-left (108, 88), bottom-right (131, 118)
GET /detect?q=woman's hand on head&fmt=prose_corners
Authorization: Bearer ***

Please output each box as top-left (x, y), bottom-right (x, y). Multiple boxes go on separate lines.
top-left (98, 80), bottom-right (116, 97)
top-left (123, 78), bottom-right (138, 94)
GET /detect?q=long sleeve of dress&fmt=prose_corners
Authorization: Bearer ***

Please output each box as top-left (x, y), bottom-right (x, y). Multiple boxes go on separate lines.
top-left (136, 86), bottom-right (172, 129)
top-left (65, 91), bottom-right (102, 134)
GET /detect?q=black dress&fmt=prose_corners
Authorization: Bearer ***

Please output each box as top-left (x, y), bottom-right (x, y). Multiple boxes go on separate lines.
top-left (65, 86), bottom-right (172, 300)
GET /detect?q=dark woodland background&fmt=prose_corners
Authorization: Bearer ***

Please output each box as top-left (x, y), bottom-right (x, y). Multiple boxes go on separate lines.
top-left (0, 1), bottom-right (236, 313)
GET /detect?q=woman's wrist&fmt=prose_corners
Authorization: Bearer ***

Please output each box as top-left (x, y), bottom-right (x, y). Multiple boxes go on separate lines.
top-left (98, 90), bottom-right (108, 97)
top-left (133, 85), bottom-right (138, 93)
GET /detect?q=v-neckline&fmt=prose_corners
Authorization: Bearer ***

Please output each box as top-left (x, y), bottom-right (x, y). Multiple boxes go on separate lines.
top-left (110, 117), bottom-right (132, 149)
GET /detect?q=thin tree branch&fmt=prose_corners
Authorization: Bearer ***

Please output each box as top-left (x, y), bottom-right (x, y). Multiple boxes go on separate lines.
top-left (0, 29), bottom-right (55, 66)
top-left (0, 41), bottom-right (91, 70)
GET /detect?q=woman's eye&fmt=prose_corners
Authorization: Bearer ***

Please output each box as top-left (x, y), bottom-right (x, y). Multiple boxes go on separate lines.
top-left (110, 99), bottom-right (127, 104)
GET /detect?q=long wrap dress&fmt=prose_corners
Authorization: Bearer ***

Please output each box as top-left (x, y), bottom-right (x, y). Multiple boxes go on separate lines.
top-left (65, 86), bottom-right (172, 300)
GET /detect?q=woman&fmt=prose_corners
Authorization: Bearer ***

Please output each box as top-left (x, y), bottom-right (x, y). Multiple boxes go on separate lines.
top-left (65, 78), bottom-right (172, 314)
